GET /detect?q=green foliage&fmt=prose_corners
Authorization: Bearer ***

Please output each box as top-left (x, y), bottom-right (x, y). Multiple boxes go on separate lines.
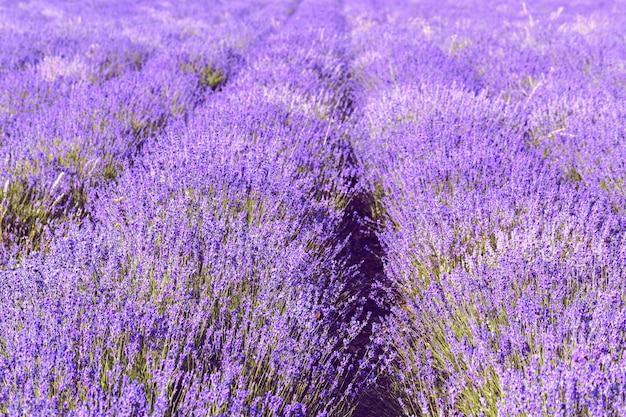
top-left (0, 141), bottom-right (127, 253)
top-left (179, 56), bottom-right (227, 91)
top-left (391, 289), bottom-right (503, 417)
top-left (90, 49), bottom-right (148, 84)
top-left (0, 175), bottom-right (87, 252)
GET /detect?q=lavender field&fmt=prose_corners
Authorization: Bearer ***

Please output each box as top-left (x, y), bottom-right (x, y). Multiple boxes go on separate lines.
top-left (1, 0), bottom-right (626, 416)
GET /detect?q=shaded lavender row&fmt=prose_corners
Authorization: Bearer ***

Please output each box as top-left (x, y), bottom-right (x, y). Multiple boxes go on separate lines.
top-left (1, 0), bottom-right (375, 415)
top-left (354, 1), bottom-right (626, 416)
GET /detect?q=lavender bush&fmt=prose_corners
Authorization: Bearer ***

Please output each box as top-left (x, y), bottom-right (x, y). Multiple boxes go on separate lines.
top-left (2, 0), bottom-right (626, 416)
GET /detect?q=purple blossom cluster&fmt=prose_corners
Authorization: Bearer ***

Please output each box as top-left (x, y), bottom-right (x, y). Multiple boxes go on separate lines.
top-left (2, 0), bottom-right (626, 416)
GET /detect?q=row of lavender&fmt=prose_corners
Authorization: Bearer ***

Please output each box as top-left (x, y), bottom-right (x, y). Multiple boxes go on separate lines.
top-left (352, 0), bottom-right (626, 416)
top-left (1, 0), bottom-right (373, 415)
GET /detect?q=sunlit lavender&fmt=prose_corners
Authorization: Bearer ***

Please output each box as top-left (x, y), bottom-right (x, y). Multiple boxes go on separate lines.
top-left (1, 0), bottom-right (625, 416)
